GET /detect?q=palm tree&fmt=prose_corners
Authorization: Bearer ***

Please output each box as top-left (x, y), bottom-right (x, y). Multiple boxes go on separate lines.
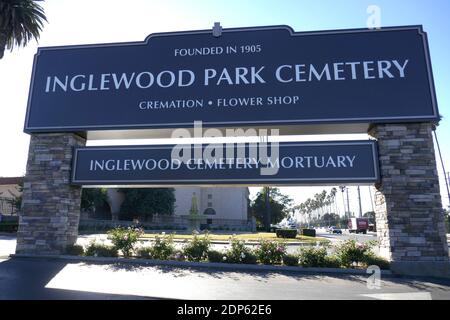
top-left (0, 0), bottom-right (47, 59)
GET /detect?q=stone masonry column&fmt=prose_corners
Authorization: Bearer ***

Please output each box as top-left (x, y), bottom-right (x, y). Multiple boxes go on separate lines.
top-left (369, 123), bottom-right (449, 278)
top-left (16, 133), bottom-right (86, 255)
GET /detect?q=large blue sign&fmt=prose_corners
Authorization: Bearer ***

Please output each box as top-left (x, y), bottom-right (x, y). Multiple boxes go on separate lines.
top-left (25, 25), bottom-right (438, 133)
top-left (71, 141), bottom-right (379, 185)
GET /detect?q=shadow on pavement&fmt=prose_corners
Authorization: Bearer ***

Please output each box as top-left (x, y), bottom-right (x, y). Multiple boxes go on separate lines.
top-left (100, 259), bottom-right (450, 290)
top-left (0, 257), bottom-right (161, 300)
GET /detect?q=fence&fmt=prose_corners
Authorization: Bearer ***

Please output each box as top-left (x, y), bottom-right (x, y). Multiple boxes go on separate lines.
top-left (79, 216), bottom-right (256, 233)
top-left (0, 197), bottom-right (18, 216)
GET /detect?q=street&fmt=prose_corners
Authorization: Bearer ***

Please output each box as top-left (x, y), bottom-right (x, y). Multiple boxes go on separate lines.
top-left (0, 256), bottom-right (449, 300)
top-left (315, 228), bottom-right (378, 244)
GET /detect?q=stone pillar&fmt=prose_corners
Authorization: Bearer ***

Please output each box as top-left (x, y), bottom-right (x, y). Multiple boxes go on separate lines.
top-left (369, 123), bottom-right (449, 278)
top-left (16, 133), bottom-right (86, 255)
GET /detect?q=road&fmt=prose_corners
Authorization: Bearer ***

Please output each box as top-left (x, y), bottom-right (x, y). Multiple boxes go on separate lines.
top-left (315, 228), bottom-right (378, 244)
top-left (0, 256), bottom-right (449, 300)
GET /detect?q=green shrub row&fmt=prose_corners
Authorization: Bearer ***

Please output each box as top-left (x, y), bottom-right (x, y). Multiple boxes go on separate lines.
top-left (65, 228), bottom-right (390, 270)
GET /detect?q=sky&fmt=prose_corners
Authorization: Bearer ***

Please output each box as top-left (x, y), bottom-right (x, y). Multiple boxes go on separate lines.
top-left (0, 0), bottom-right (449, 215)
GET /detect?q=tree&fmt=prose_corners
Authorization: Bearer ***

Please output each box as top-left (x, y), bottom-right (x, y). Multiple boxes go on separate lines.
top-left (363, 211), bottom-right (376, 223)
top-left (0, 0), bottom-right (47, 59)
top-left (81, 188), bottom-right (109, 214)
top-left (12, 176), bottom-right (24, 211)
top-left (119, 188), bottom-right (175, 221)
top-left (251, 187), bottom-right (293, 228)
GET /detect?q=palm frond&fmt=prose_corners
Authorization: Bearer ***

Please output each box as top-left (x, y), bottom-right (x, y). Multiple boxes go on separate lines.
top-left (0, 0), bottom-right (48, 52)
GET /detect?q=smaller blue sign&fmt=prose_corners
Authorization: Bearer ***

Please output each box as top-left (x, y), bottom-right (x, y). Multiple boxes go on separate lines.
top-left (71, 141), bottom-right (379, 185)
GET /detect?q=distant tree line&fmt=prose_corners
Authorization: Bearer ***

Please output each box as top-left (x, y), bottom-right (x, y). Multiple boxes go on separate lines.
top-left (81, 188), bottom-right (175, 221)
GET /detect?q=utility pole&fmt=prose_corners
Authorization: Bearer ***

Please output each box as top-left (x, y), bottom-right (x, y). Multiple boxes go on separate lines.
top-left (433, 129), bottom-right (450, 207)
top-left (339, 186), bottom-right (346, 217)
top-left (346, 187), bottom-right (351, 217)
top-left (368, 186), bottom-right (375, 212)
top-left (447, 172), bottom-right (450, 208)
top-left (265, 186), bottom-right (271, 232)
top-left (357, 186), bottom-right (363, 218)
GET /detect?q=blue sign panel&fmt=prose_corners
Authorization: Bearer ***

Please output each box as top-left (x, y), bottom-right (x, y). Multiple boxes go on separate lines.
top-left (25, 25), bottom-right (438, 133)
top-left (71, 141), bottom-right (379, 185)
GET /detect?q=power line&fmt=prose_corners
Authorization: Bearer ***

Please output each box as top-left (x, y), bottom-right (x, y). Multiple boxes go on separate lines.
top-left (432, 128), bottom-right (450, 207)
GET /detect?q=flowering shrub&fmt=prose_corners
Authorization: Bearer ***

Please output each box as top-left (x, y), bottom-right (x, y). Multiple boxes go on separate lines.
top-left (168, 249), bottom-right (185, 261)
top-left (182, 232), bottom-right (211, 262)
top-left (136, 246), bottom-right (152, 259)
top-left (150, 233), bottom-right (175, 260)
top-left (225, 236), bottom-right (257, 264)
top-left (207, 250), bottom-right (225, 263)
top-left (255, 239), bottom-right (286, 265)
top-left (137, 233), bottom-right (176, 260)
top-left (283, 254), bottom-right (299, 266)
top-left (362, 254), bottom-right (390, 270)
top-left (65, 244), bottom-right (85, 256)
top-left (298, 247), bottom-right (328, 267)
top-left (324, 255), bottom-right (342, 268)
top-left (85, 240), bottom-right (118, 257)
top-left (334, 240), bottom-right (375, 268)
top-left (107, 226), bottom-right (144, 257)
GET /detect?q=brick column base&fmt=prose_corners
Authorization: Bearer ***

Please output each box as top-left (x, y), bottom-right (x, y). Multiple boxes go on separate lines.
top-left (16, 133), bottom-right (86, 255)
top-left (369, 123), bottom-right (449, 278)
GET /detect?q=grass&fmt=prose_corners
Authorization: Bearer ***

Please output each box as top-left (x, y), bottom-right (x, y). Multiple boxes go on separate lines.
top-left (141, 232), bottom-right (329, 244)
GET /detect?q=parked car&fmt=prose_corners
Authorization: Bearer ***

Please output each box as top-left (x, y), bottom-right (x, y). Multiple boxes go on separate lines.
top-left (269, 224), bottom-right (282, 232)
top-left (286, 222), bottom-right (297, 229)
top-left (327, 226), bottom-right (342, 234)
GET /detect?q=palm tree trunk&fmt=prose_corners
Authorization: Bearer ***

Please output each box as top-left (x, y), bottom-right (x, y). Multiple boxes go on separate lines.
top-left (0, 32), bottom-right (6, 59)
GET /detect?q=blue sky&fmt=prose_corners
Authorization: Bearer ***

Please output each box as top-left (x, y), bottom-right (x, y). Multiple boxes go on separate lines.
top-left (0, 0), bottom-right (449, 211)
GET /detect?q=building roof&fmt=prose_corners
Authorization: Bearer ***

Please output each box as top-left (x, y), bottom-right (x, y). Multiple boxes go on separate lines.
top-left (0, 177), bottom-right (23, 185)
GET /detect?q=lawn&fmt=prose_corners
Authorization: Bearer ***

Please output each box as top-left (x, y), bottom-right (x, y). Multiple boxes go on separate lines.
top-left (141, 232), bottom-right (329, 244)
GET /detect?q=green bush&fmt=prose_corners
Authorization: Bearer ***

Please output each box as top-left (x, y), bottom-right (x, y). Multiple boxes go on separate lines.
top-left (324, 255), bottom-right (342, 268)
top-left (334, 240), bottom-right (375, 268)
top-left (136, 246), bottom-right (152, 259)
top-left (149, 233), bottom-right (175, 260)
top-left (65, 244), bottom-right (84, 256)
top-left (255, 239), bottom-right (286, 265)
top-left (276, 229), bottom-right (298, 239)
top-left (107, 226), bottom-right (144, 257)
top-left (301, 228), bottom-right (316, 237)
top-left (242, 251), bottom-right (258, 264)
top-left (182, 232), bottom-right (211, 262)
top-left (85, 240), bottom-right (118, 257)
top-left (362, 254), bottom-right (390, 270)
top-left (168, 249), bottom-right (185, 261)
top-left (298, 247), bottom-right (328, 267)
top-left (283, 254), bottom-right (299, 266)
top-left (225, 236), bottom-right (252, 264)
top-left (208, 250), bottom-right (225, 263)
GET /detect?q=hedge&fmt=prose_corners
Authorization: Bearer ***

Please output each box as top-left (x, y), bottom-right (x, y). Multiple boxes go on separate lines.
top-left (276, 229), bottom-right (298, 238)
top-left (301, 228), bottom-right (316, 237)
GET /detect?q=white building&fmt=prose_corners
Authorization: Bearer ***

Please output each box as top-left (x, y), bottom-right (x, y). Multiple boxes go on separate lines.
top-left (105, 186), bottom-right (251, 229)
top-left (1, 176), bottom-right (252, 229)
top-left (0, 177), bottom-right (21, 215)
top-left (173, 187), bottom-right (249, 220)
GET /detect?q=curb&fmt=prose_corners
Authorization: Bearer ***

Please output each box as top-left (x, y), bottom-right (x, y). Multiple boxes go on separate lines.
top-left (10, 253), bottom-right (393, 276)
